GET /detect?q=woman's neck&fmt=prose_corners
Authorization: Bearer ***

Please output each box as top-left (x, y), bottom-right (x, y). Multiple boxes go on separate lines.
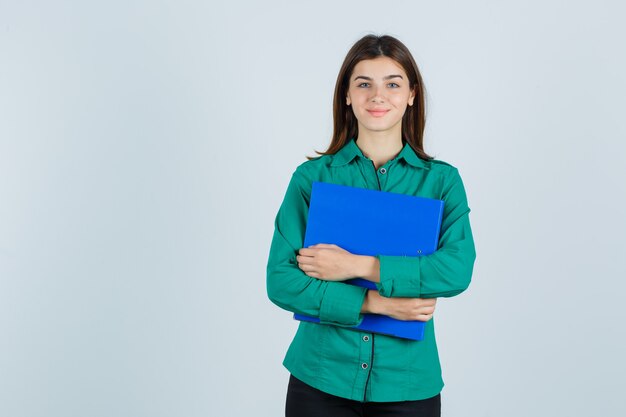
top-left (355, 131), bottom-right (403, 170)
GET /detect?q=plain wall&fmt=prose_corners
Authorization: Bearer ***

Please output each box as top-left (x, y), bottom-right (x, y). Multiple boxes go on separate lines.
top-left (1, 1), bottom-right (625, 416)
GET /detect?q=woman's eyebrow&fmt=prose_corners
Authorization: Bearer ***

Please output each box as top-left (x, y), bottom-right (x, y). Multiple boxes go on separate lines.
top-left (353, 74), bottom-right (404, 81)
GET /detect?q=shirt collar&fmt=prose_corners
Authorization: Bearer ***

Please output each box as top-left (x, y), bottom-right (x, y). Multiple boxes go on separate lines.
top-left (330, 139), bottom-right (363, 167)
top-left (396, 141), bottom-right (430, 169)
top-left (330, 138), bottom-right (429, 169)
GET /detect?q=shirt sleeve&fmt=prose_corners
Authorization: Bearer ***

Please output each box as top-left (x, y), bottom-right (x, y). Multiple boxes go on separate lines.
top-left (375, 167), bottom-right (476, 298)
top-left (266, 169), bottom-right (368, 326)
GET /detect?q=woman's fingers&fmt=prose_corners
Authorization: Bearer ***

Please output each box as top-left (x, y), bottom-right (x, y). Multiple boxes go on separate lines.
top-left (299, 244), bottom-right (340, 256)
top-left (297, 256), bottom-right (322, 278)
top-left (385, 297), bottom-right (438, 321)
top-left (298, 248), bottom-right (315, 256)
top-left (298, 262), bottom-right (315, 271)
top-left (295, 246), bottom-right (355, 281)
top-left (296, 254), bottom-right (312, 264)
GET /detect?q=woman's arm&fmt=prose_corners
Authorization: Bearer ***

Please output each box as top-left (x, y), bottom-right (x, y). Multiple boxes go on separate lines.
top-left (295, 245), bottom-right (438, 322)
top-left (266, 169), bottom-right (367, 327)
top-left (362, 290), bottom-right (437, 321)
top-left (372, 167), bottom-right (476, 298)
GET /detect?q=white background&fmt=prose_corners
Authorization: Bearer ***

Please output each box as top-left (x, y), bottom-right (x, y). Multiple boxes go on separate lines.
top-left (1, 1), bottom-right (625, 416)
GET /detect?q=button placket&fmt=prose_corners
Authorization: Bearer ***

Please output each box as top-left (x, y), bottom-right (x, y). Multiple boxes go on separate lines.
top-left (355, 331), bottom-right (373, 397)
top-left (376, 165), bottom-right (389, 190)
top-left (359, 158), bottom-right (382, 190)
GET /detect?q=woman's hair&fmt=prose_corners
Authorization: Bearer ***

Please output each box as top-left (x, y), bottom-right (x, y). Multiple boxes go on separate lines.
top-left (310, 34), bottom-right (431, 160)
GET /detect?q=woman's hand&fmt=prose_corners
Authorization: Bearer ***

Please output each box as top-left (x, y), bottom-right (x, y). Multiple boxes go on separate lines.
top-left (297, 244), bottom-right (360, 281)
top-left (362, 290), bottom-right (437, 322)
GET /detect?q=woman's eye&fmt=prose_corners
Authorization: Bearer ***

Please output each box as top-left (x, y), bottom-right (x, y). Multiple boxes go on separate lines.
top-left (357, 82), bottom-right (370, 88)
top-left (388, 82), bottom-right (400, 88)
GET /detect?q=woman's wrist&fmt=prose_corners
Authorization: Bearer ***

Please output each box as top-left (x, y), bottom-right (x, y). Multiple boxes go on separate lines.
top-left (361, 290), bottom-right (387, 315)
top-left (353, 255), bottom-right (380, 282)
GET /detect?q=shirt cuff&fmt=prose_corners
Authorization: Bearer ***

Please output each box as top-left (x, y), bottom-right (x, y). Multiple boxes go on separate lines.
top-left (319, 282), bottom-right (368, 326)
top-left (375, 255), bottom-right (422, 297)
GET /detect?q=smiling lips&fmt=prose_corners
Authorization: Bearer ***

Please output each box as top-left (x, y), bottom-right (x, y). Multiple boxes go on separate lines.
top-left (367, 109), bottom-right (390, 117)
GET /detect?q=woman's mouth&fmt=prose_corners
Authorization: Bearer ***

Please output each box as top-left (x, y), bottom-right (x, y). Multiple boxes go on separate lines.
top-left (367, 109), bottom-right (389, 117)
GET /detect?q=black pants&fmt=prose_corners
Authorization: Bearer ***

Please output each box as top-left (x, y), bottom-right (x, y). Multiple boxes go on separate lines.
top-left (286, 375), bottom-right (441, 417)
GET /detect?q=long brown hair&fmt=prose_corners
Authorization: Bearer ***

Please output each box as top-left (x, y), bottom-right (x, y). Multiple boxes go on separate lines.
top-left (309, 34), bottom-right (431, 160)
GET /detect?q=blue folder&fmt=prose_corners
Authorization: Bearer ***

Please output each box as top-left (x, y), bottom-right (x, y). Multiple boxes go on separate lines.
top-left (294, 182), bottom-right (444, 341)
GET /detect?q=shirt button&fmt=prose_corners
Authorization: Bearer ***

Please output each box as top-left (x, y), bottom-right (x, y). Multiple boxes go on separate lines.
top-left (379, 167), bottom-right (387, 174)
top-left (362, 335), bottom-right (370, 342)
top-left (361, 363), bottom-right (368, 369)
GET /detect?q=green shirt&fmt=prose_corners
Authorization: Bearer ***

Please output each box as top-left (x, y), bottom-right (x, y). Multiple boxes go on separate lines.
top-left (266, 138), bottom-right (476, 402)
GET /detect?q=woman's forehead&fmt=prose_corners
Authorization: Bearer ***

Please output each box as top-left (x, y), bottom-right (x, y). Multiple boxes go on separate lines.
top-left (351, 57), bottom-right (407, 78)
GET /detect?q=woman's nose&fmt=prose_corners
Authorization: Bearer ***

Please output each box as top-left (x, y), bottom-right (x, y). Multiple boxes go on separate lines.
top-left (370, 86), bottom-right (385, 102)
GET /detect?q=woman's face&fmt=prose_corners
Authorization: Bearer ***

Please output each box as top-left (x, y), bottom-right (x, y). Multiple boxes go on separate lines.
top-left (346, 56), bottom-right (415, 138)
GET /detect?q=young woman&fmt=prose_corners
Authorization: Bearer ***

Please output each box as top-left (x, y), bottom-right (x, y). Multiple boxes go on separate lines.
top-left (266, 34), bottom-right (476, 417)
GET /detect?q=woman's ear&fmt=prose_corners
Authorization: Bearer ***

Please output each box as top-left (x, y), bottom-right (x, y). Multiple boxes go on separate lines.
top-left (346, 95), bottom-right (351, 106)
top-left (408, 89), bottom-right (415, 106)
